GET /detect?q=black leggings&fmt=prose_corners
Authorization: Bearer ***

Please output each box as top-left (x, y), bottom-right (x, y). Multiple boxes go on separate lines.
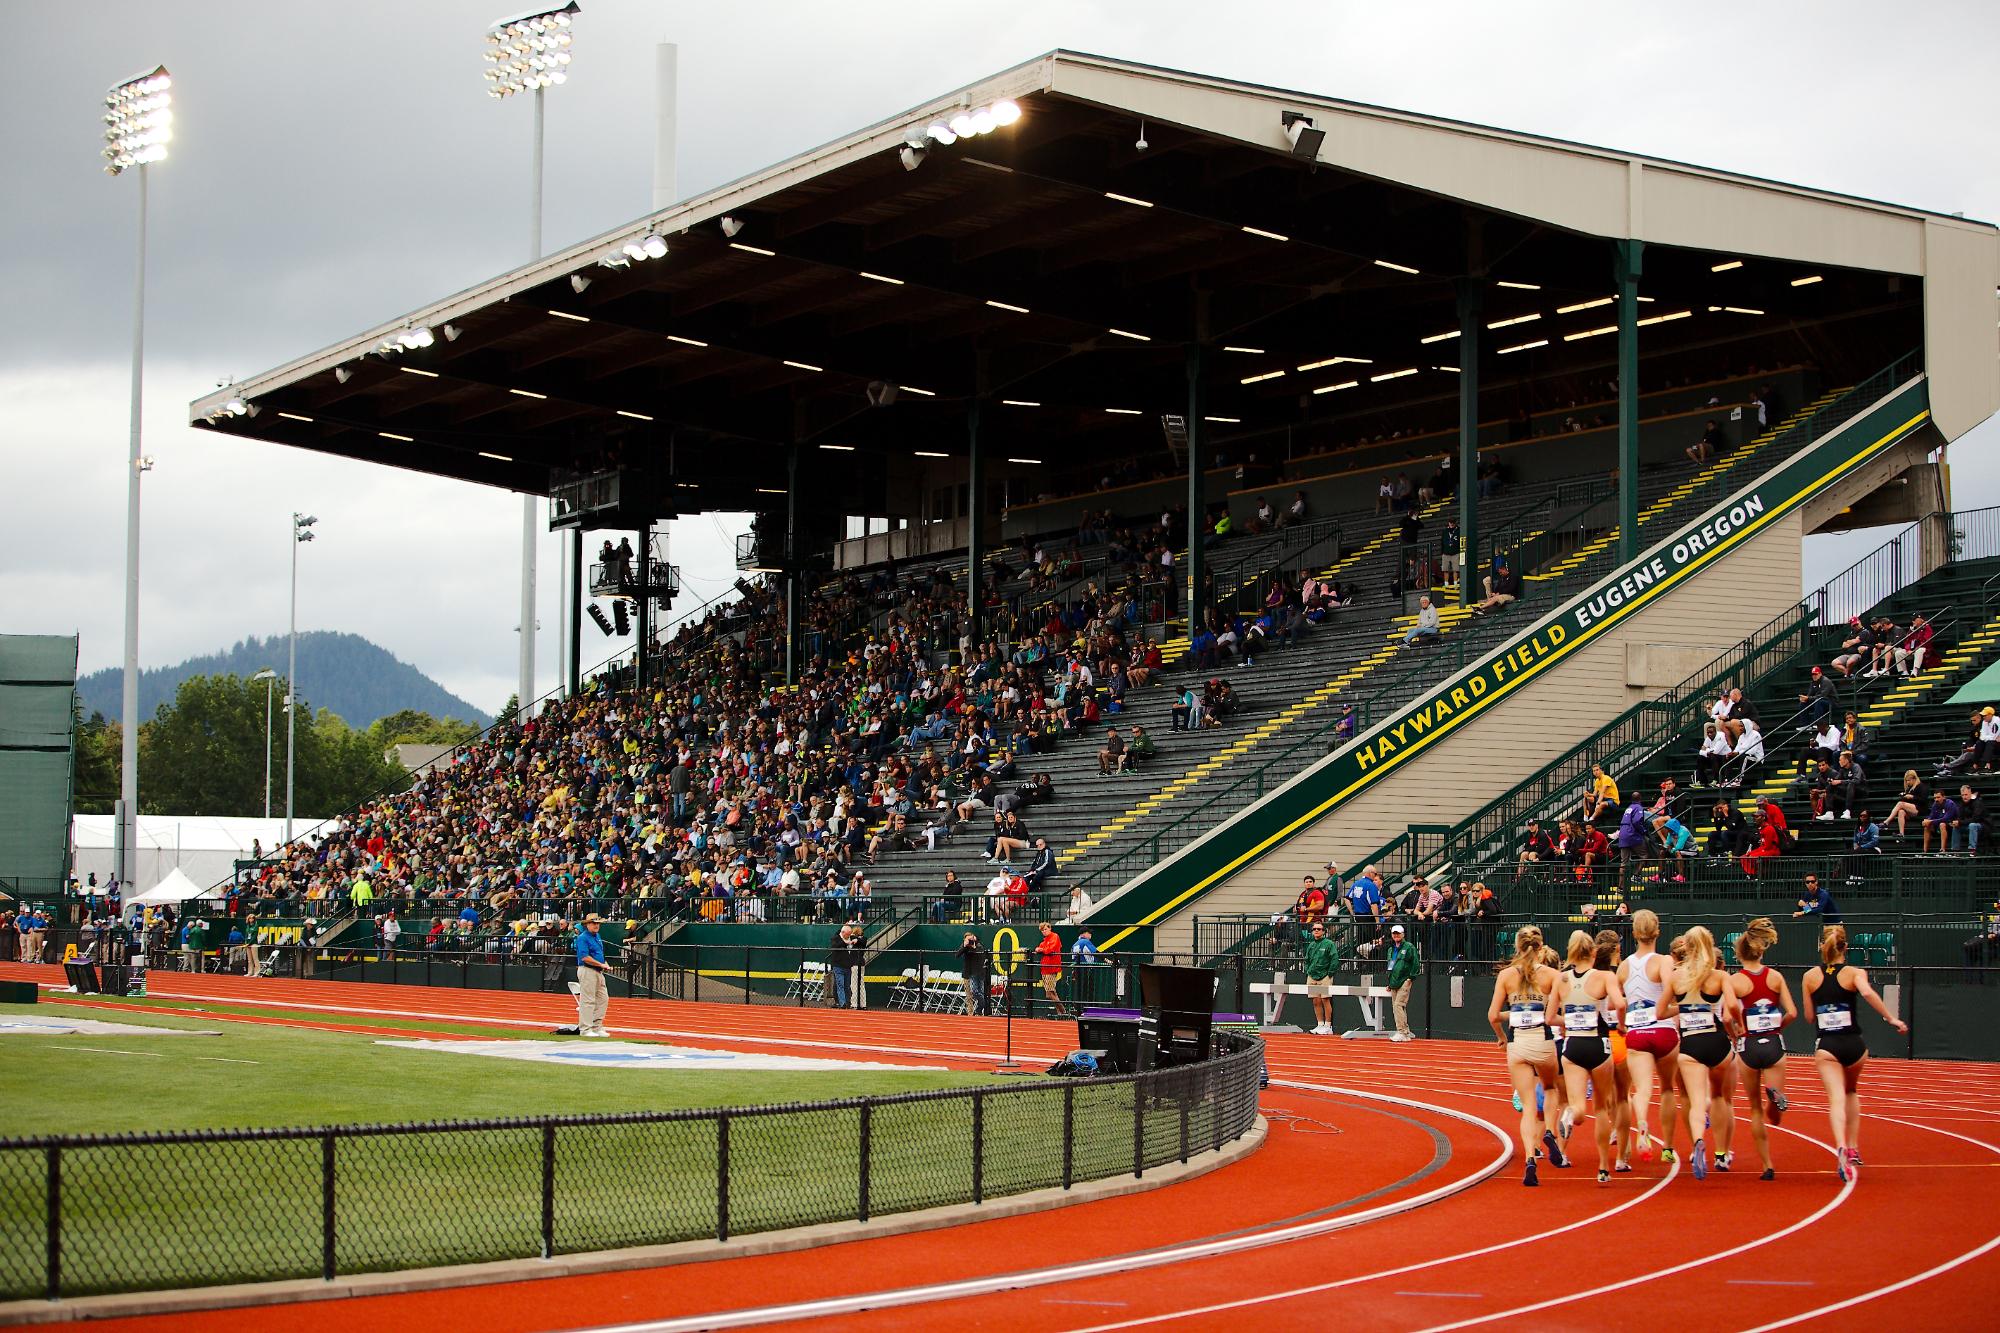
top-left (1741, 1034), bottom-right (1785, 1071)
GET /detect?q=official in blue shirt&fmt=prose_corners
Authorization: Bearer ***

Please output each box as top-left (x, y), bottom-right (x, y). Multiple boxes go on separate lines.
top-left (573, 913), bottom-right (612, 1037)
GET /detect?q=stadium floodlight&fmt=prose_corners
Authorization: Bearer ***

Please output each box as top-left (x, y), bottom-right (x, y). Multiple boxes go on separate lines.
top-left (287, 513), bottom-right (318, 844)
top-left (486, 5), bottom-right (580, 716)
top-left (923, 98), bottom-right (1020, 147)
top-left (899, 142), bottom-right (926, 172)
top-left (105, 63), bottom-right (172, 893)
top-left (251, 669), bottom-right (279, 819)
top-left (719, 216), bottom-right (744, 238)
top-left (1281, 110), bottom-right (1324, 160)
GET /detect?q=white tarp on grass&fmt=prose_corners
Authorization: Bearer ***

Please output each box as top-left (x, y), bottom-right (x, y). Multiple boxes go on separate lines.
top-left (0, 1016), bottom-right (220, 1037)
top-left (377, 1039), bottom-right (943, 1071)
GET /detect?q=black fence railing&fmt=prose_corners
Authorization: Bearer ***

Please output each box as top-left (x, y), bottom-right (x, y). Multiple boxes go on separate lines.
top-left (0, 1030), bottom-right (1262, 1302)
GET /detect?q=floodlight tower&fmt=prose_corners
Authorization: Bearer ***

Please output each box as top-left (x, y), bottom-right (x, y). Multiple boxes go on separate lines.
top-left (484, 2), bottom-right (578, 717)
top-left (103, 64), bottom-right (172, 891)
top-left (287, 513), bottom-right (316, 842)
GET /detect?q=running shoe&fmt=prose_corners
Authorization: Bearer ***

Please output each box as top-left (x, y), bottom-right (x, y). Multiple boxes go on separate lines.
top-left (1767, 1087), bottom-right (1788, 1124)
top-left (1837, 1155), bottom-right (1851, 1183)
top-left (1597, 1168), bottom-right (1610, 1185)
top-left (1637, 1135), bottom-right (1656, 1164)
top-left (1559, 1106), bottom-right (1575, 1141)
top-left (1513, 1091), bottom-right (1524, 1112)
top-left (1524, 1159), bottom-right (1539, 1188)
top-left (1691, 1139), bottom-right (1708, 1181)
top-left (1847, 1146), bottom-right (1864, 1167)
top-left (1543, 1130), bottom-right (1571, 1169)
top-left (1615, 1160), bottom-right (1634, 1173)
top-left (1760, 1167), bottom-right (1776, 1181)
top-left (1717, 1151), bottom-right (1733, 1172)
top-left (1661, 1147), bottom-right (1677, 1167)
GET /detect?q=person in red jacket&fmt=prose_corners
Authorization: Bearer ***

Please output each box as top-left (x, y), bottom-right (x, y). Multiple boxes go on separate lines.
top-left (1035, 921), bottom-right (1069, 1017)
top-left (1742, 812), bottom-right (1784, 878)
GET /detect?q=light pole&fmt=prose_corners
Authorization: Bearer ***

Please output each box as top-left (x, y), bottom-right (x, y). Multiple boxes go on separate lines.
top-left (485, 2), bottom-right (577, 719)
top-left (103, 64), bottom-right (171, 891)
top-left (251, 669), bottom-right (277, 819)
top-left (288, 514), bottom-right (317, 843)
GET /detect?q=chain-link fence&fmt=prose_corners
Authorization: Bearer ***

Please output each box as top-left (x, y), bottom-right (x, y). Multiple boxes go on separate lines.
top-left (0, 1031), bottom-right (1261, 1302)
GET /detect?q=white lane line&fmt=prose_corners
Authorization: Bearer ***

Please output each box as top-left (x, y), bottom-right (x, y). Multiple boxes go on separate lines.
top-left (572, 1083), bottom-right (1513, 1333)
top-left (49, 1045), bottom-right (162, 1057)
top-left (195, 1056), bottom-right (262, 1064)
top-left (1736, 1236), bottom-right (2000, 1332)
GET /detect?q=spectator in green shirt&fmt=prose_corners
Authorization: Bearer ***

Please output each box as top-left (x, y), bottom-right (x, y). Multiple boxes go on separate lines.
top-left (1304, 921), bottom-right (1340, 1035)
top-left (1384, 923), bottom-right (1422, 1042)
top-left (351, 876), bottom-right (375, 912)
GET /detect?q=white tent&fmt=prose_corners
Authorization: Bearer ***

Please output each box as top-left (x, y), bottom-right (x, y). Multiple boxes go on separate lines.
top-left (72, 814), bottom-right (324, 895)
top-left (125, 867), bottom-right (218, 909)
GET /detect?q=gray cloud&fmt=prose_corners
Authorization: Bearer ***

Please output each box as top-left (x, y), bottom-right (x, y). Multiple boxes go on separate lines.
top-left (6, 0), bottom-right (1997, 713)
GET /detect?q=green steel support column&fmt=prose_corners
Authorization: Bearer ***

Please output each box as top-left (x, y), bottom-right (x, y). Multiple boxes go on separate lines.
top-left (1185, 344), bottom-right (1207, 630)
top-left (1616, 238), bottom-right (1645, 564)
top-left (966, 397), bottom-right (984, 647)
top-left (1456, 278), bottom-right (1482, 605)
top-left (784, 443), bottom-right (798, 686)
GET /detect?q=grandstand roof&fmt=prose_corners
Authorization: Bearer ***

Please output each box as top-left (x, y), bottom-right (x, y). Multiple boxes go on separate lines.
top-left (189, 50), bottom-right (1998, 518)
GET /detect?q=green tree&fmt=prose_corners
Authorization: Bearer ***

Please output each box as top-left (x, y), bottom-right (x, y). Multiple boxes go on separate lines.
top-left (367, 709), bottom-right (481, 750)
top-left (495, 694), bottom-right (520, 725)
top-left (72, 704), bottom-right (122, 816)
top-left (137, 673), bottom-right (409, 817)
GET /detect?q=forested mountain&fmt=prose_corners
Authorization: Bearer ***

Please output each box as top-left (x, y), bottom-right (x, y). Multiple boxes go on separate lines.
top-left (77, 632), bottom-right (488, 730)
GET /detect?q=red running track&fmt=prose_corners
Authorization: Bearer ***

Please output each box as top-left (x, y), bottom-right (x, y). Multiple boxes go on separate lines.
top-left (6, 964), bottom-right (1998, 1332)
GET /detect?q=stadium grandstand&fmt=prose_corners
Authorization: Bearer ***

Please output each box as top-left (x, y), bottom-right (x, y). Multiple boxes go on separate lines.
top-left (8, 46), bottom-right (2000, 1328)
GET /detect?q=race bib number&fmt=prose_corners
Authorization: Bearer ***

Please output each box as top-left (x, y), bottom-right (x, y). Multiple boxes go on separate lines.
top-left (1679, 1006), bottom-right (1716, 1035)
top-left (1627, 1000), bottom-right (1657, 1027)
top-left (1563, 1005), bottom-right (1599, 1034)
top-left (1746, 1005), bottom-right (1783, 1034)
top-left (1816, 1005), bottom-right (1853, 1032)
top-left (1509, 1004), bottom-right (1544, 1029)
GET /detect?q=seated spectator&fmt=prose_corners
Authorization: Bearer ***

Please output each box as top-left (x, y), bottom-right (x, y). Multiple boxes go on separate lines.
top-left (1375, 476), bottom-right (1393, 514)
top-left (1582, 763), bottom-right (1620, 822)
top-left (1731, 717), bottom-right (1766, 778)
top-left (1023, 838), bottom-right (1056, 891)
top-left (1840, 710), bottom-right (1871, 762)
top-left (1171, 685), bottom-right (1200, 732)
top-left (1740, 811), bottom-right (1783, 879)
top-left (1097, 726), bottom-right (1126, 775)
top-left (1844, 811), bottom-right (1881, 883)
top-left (1796, 666), bottom-right (1839, 729)
top-left (1804, 759), bottom-right (1838, 821)
top-left (1333, 705), bottom-right (1358, 743)
top-left (1695, 722), bottom-right (1734, 785)
top-left (1705, 799), bottom-right (1750, 860)
top-left (1655, 814), bottom-right (1694, 883)
top-left (1573, 821), bottom-right (1611, 883)
top-left (1470, 560), bottom-right (1520, 616)
top-left (1283, 489), bottom-right (1308, 528)
top-left (1863, 617), bottom-right (1900, 677)
top-left (1403, 595), bottom-right (1441, 647)
top-left (1685, 418), bottom-right (1725, 466)
top-left (1826, 750), bottom-right (1867, 820)
top-left (1888, 770), bottom-right (1930, 839)
top-left (1829, 617), bottom-right (1876, 678)
top-left (1957, 783), bottom-right (1989, 853)
top-left (1923, 788), bottom-right (1962, 854)
top-left (1892, 615), bottom-right (1935, 675)
top-left (1801, 717), bottom-right (1842, 769)
top-left (1516, 818), bottom-right (1555, 876)
top-left (1125, 724), bottom-right (1158, 769)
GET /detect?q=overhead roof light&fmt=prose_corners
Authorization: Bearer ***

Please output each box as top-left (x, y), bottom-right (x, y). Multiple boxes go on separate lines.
top-left (755, 487), bottom-right (786, 495)
top-left (1369, 368), bottom-right (1417, 382)
top-left (549, 309), bottom-right (590, 322)
top-left (1497, 339), bottom-right (1549, 354)
top-left (1637, 310), bottom-right (1693, 326)
top-left (1557, 297), bottom-right (1614, 314)
top-left (1280, 110), bottom-right (1324, 159)
top-left (1296, 356), bottom-right (1368, 372)
top-left (666, 334), bottom-right (708, 347)
top-left (615, 409), bottom-right (653, 420)
top-left (1107, 328), bottom-right (1151, 341)
top-left (478, 451), bottom-right (513, 462)
top-left (277, 411), bottom-right (314, 423)
top-left (1001, 399), bottom-right (1039, 407)
top-left (1007, 457), bottom-right (1043, 464)
top-left (1240, 370), bottom-right (1285, 384)
top-left (730, 243), bottom-right (776, 256)
top-left (1486, 313), bottom-right (1541, 329)
top-left (1563, 325), bottom-right (1617, 341)
top-left (1420, 330), bottom-right (1460, 344)
top-left (783, 360), bottom-right (823, 372)
top-left (379, 431), bottom-right (414, 442)
top-left (1711, 260), bottom-right (1744, 272)
top-left (1432, 366), bottom-right (1460, 373)
top-left (914, 450), bottom-right (950, 457)
top-left (898, 385), bottom-right (936, 397)
top-left (1373, 259), bottom-right (1420, 275)
top-left (1312, 380), bottom-right (1359, 395)
top-left (401, 367), bottom-right (439, 378)
top-left (396, 325), bottom-right (434, 349)
top-left (620, 233), bottom-right (668, 262)
top-left (986, 299), bottom-right (1030, 313)
top-left (1105, 407), bottom-right (1143, 415)
top-left (1723, 306), bottom-right (1766, 316)
top-left (1204, 416), bottom-right (1241, 423)
top-left (1496, 280), bottom-right (1540, 291)
top-left (1103, 192), bottom-right (1153, 208)
top-left (923, 121), bottom-right (957, 146)
top-left (509, 388), bottom-right (548, 399)
top-left (1222, 346), bottom-right (1264, 355)
top-left (858, 271), bottom-right (904, 285)
top-left (1240, 226), bottom-right (1289, 242)
top-left (819, 443), bottom-right (855, 451)
top-left (1791, 274), bottom-right (1823, 286)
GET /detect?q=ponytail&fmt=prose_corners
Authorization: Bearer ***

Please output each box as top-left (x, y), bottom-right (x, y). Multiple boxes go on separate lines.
top-left (1680, 925), bottom-right (1717, 997)
top-left (1632, 908), bottom-right (1660, 945)
top-left (1592, 929), bottom-right (1621, 970)
top-left (1737, 917), bottom-right (1777, 964)
top-left (1820, 924), bottom-right (1849, 970)
top-left (1511, 925), bottom-right (1546, 999)
top-left (1566, 930), bottom-right (1594, 968)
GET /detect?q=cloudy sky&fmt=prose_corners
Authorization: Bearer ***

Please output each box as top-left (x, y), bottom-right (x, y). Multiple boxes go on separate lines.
top-left (6, 1), bottom-right (1996, 715)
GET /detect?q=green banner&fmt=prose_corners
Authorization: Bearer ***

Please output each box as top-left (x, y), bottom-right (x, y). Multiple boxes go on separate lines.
top-left (1096, 379), bottom-right (1933, 948)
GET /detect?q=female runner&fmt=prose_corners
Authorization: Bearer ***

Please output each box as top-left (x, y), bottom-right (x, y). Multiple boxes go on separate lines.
top-left (1488, 924), bottom-right (1569, 1185)
top-left (1801, 924), bottom-right (1909, 1181)
top-left (1597, 929), bottom-right (1637, 1172)
top-left (1617, 909), bottom-right (1679, 1163)
top-left (1664, 925), bottom-right (1739, 1180)
top-left (1549, 929), bottom-right (1626, 1183)
top-left (1728, 917), bottom-right (1796, 1180)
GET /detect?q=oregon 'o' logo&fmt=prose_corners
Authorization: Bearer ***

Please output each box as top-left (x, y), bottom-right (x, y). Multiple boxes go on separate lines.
top-left (992, 926), bottom-right (1020, 974)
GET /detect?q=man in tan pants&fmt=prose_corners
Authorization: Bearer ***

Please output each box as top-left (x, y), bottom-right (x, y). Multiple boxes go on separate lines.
top-left (574, 913), bottom-right (612, 1036)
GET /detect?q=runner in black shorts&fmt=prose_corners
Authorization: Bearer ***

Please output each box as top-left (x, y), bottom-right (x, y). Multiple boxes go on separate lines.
top-left (1802, 924), bottom-right (1908, 1182)
top-left (1551, 929), bottom-right (1626, 1183)
top-left (1662, 925), bottom-right (1738, 1181)
top-left (1727, 917), bottom-right (1797, 1180)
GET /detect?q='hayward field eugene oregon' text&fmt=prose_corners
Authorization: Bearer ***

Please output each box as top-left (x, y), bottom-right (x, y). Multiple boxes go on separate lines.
top-left (1350, 490), bottom-right (1769, 774)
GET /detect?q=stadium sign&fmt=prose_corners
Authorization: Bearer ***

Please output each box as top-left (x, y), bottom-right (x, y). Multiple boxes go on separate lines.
top-left (1096, 378), bottom-right (1932, 946)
